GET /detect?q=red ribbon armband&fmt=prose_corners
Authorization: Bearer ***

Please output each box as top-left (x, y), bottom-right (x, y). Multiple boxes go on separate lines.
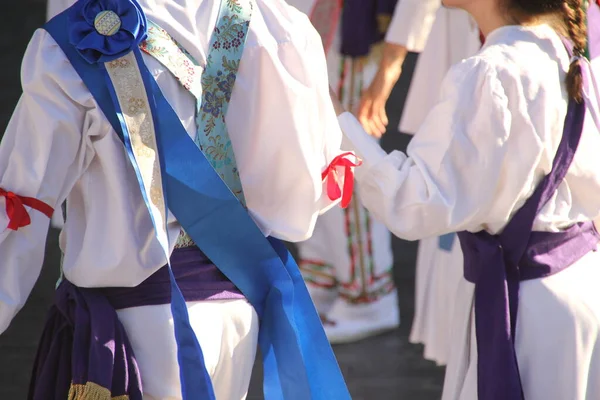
top-left (0, 188), bottom-right (54, 231)
top-left (321, 152), bottom-right (362, 208)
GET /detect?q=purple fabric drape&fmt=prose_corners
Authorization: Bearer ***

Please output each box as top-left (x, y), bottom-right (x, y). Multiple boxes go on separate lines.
top-left (28, 281), bottom-right (143, 399)
top-left (340, 0), bottom-right (398, 57)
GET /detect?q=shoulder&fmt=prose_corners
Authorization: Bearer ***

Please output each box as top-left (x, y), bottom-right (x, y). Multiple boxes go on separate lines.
top-left (471, 26), bottom-right (568, 98)
top-left (246, 0), bottom-right (322, 52)
top-left (440, 55), bottom-right (508, 112)
top-left (21, 29), bottom-right (96, 113)
top-left (443, 25), bottom-right (568, 112)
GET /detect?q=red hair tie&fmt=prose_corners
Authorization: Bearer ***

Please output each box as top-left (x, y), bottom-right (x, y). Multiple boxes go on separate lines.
top-left (0, 188), bottom-right (54, 231)
top-left (321, 152), bottom-right (362, 208)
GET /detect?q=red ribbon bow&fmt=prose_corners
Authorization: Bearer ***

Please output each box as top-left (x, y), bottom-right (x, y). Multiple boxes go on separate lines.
top-left (321, 152), bottom-right (363, 208)
top-left (0, 189), bottom-right (54, 231)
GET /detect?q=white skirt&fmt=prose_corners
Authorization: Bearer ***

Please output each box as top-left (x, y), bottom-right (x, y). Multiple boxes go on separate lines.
top-left (410, 237), bottom-right (464, 366)
top-left (408, 237), bottom-right (436, 347)
top-left (116, 299), bottom-right (259, 400)
top-left (442, 248), bottom-right (600, 400)
top-left (298, 32), bottom-right (395, 311)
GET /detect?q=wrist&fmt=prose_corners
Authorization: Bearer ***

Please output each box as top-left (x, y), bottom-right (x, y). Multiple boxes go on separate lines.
top-left (379, 43), bottom-right (407, 79)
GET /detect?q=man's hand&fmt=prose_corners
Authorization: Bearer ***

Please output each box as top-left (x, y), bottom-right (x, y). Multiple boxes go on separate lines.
top-left (357, 43), bottom-right (407, 137)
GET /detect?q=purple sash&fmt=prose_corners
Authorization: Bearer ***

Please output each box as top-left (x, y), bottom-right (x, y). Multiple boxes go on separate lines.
top-left (28, 246), bottom-right (241, 399)
top-left (458, 96), bottom-right (599, 400)
top-left (28, 281), bottom-right (143, 399)
top-left (101, 246), bottom-right (243, 309)
top-left (340, 0), bottom-right (398, 57)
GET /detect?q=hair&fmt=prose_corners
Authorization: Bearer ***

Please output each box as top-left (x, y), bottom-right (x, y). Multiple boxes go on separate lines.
top-left (508, 0), bottom-right (587, 102)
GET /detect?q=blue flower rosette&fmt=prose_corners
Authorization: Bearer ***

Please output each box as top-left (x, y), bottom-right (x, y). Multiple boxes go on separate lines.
top-left (68, 0), bottom-right (147, 64)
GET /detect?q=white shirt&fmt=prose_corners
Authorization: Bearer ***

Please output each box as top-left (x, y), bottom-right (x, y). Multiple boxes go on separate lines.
top-left (384, 0), bottom-right (440, 52)
top-left (341, 24), bottom-right (600, 240)
top-left (0, 0), bottom-right (346, 333)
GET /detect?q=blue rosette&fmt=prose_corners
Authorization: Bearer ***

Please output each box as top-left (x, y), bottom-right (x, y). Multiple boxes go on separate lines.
top-left (68, 0), bottom-right (147, 64)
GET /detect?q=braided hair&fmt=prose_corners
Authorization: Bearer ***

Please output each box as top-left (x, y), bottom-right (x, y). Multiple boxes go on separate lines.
top-left (510, 0), bottom-right (587, 102)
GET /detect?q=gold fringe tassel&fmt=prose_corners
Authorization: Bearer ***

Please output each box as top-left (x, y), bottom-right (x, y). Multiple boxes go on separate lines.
top-left (68, 382), bottom-right (129, 400)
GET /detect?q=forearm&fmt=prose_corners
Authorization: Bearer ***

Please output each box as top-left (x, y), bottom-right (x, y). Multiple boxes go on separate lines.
top-left (379, 42), bottom-right (408, 82)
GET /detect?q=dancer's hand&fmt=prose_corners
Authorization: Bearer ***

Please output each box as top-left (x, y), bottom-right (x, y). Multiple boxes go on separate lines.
top-left (358, 71), bottom-right (394, 138)
top-left (357, 43), bottom-right (407, 138)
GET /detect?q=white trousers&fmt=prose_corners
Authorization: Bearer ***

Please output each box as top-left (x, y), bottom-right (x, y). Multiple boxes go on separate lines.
top-left (116, 299), bottom-right (259, 400)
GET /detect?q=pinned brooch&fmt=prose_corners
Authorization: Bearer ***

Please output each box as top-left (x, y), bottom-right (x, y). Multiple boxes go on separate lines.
top-left (68, 0), bottom-right (147, 64)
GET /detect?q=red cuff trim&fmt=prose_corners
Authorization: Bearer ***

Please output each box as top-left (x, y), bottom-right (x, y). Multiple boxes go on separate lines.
top-left (321, 152), bottom-right (362, 208)
top-left (0, 189), bottom-right (54, 231)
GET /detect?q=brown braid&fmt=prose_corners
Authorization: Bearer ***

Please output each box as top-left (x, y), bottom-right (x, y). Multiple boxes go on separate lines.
top-left (508, 0), bottom-right (588, 102)
top-left (562, 0), bottom-right (587, 102)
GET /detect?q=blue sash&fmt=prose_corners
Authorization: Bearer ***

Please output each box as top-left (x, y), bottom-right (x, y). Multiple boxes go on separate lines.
top-left (44, 5), bottom-right (350, 400)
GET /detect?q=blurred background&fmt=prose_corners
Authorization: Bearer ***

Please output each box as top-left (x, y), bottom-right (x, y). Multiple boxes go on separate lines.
top-left (0, 1), bottom-right (445, 398)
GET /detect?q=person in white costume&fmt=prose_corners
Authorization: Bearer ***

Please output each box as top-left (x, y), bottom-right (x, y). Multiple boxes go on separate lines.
top-left (358, 0), bottom-right (482, 366)
top-left (0, 0), bottom-right (357, 398)
top-left (285, 0), bottom-right (399, 344)
top-left (337, 0), bottom-right (600, 398)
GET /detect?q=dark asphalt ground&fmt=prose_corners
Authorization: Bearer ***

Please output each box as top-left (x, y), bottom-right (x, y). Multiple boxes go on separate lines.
top-left (0, 2), bottom-right (445, 399)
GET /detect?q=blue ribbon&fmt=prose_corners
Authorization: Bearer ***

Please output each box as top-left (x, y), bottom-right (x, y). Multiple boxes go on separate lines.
top-left (45, 8), bottom-right (350, 400)
top-left (438, 232), bottom-right (456, 252)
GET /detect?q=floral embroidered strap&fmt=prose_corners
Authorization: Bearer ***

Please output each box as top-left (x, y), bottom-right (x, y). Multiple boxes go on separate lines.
top-left (0, 188), bottom-right (54, 231)
top-left (141, 22), bottom-right (203, 99)
top-left (140, 0), bottom-right (252, 207)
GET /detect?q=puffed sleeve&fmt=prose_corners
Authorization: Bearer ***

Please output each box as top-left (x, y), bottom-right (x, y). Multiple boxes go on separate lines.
top-left (227, 5), bottom-right (355, 242)
top-left (384, 0), bottom-right (440, 52)
top-left (0, 30), bottom-right (95, 334)
top-left (339, 57), bottom-right (548, 240)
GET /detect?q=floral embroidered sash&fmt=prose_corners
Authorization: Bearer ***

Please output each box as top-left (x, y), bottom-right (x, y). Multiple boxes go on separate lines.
top-left (140, 2), bottom-right (252, 248)
top-left (140, 3), bottom-right (251, 207)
